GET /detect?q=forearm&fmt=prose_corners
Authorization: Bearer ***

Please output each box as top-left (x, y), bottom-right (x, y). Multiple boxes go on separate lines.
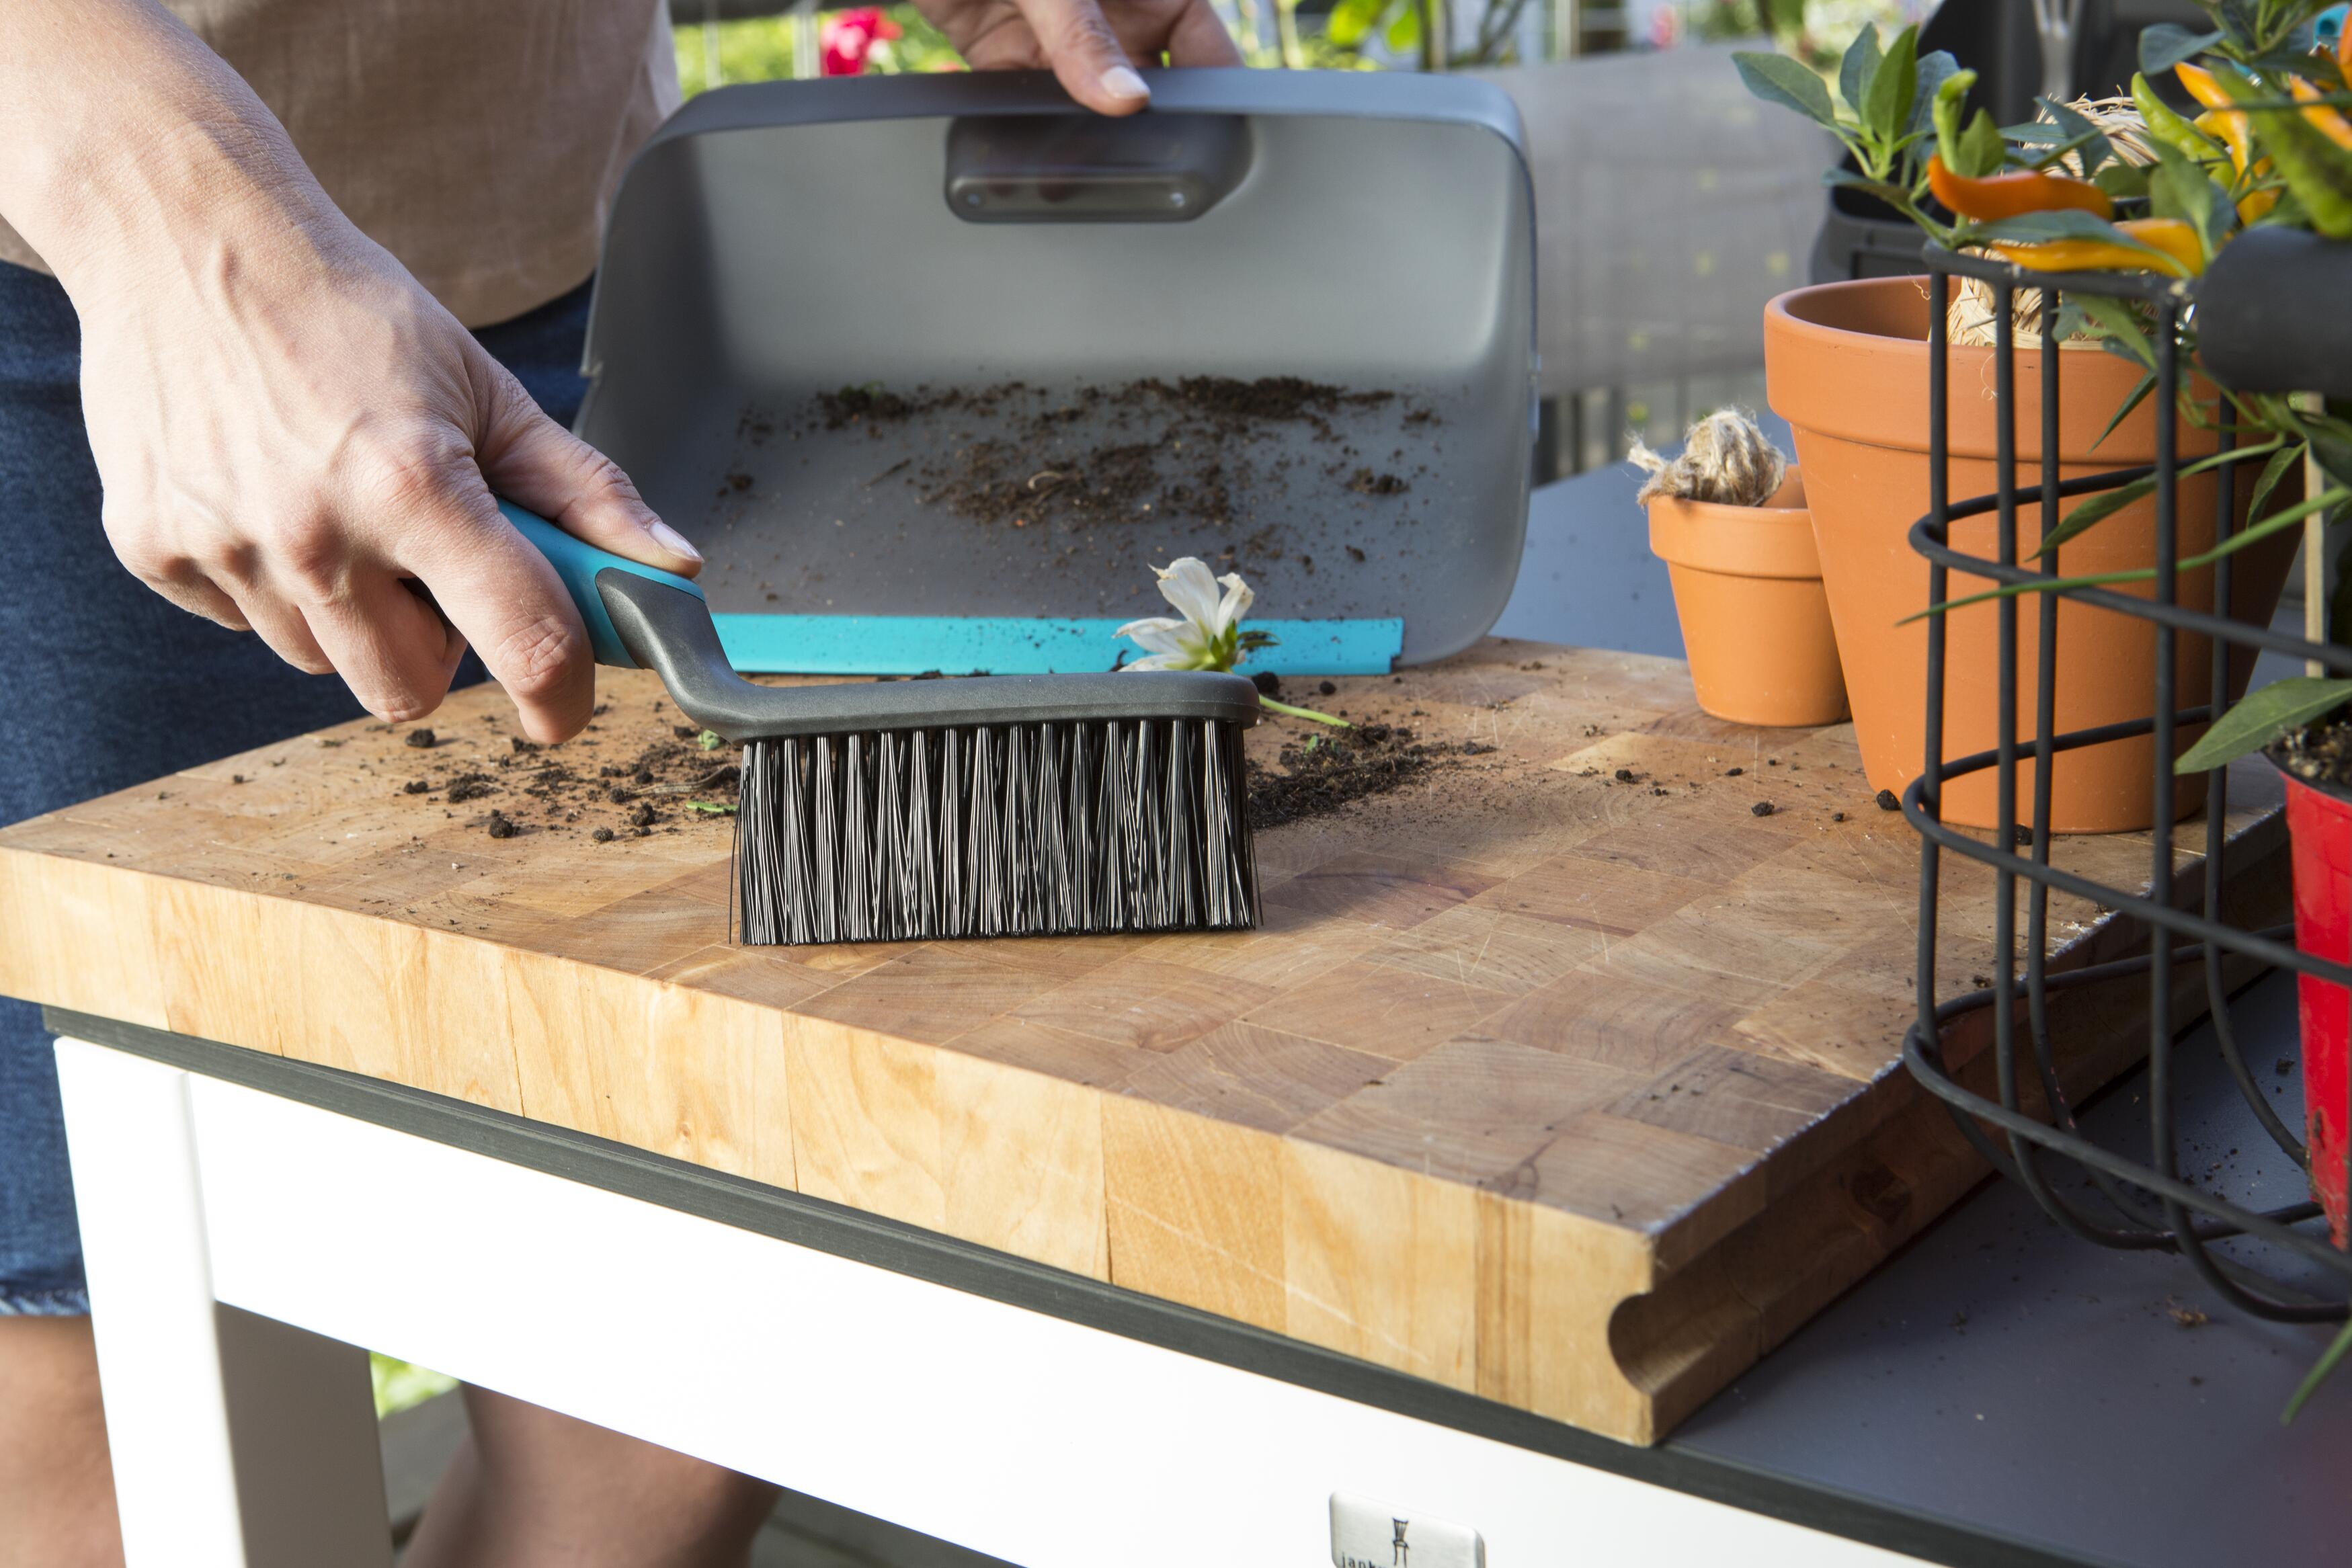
top-left (0, 0), bottom-right (348, 307)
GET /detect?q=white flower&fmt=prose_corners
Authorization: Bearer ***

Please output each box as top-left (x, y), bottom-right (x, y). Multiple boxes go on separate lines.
top-left (1115, 557), bottom-right (1254, 671)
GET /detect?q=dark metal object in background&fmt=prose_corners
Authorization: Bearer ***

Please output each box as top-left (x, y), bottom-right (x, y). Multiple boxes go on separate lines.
top-left (2201, 229), bottom-right (2352, 405)
top-left (1902, 242), bottom-right (2352, 1323)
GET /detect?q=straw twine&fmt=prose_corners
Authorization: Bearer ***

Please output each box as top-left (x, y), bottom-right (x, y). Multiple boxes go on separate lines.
top-left (1946, 95), bottom-right (2156, 350)
top-left (1629, 408), bottom-right (1789, 507)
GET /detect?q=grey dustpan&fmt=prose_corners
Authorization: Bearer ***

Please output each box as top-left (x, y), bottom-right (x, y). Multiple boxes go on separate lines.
top-left (575, 68), bottom-right (1535, 675)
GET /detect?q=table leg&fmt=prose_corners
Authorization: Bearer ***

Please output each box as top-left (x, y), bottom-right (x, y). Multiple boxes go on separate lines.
top-left (54, 1038), bottom-right (393, 1568)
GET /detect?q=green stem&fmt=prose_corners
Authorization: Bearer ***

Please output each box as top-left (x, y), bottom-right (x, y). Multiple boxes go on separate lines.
top-left (1258, 696), bottom-right (1351, 727)
top-left (2286, 1316), bottom-right (2352, 1422)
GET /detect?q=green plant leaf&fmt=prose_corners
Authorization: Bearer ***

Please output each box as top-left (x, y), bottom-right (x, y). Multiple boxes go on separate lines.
top-left (2145, 138), bottom-right (2233, 255)
top-left (2139, 24), bottom-right (2222, 75)
top-left (2248, 441), bottom-right (2304, 522)
top-left (2074, 294), bottom-right (2155, 369)
top-left (1933, 67), bottom-right (1978, 165)
top-left (1956, 106), bottom-right (2007, 177)
top-left (2176, 677), bottom-right (2352, 774)
top-left (2212, 58), bottom-right (2352, 239)
top-left (2095, 161), bottom-right (2151, 198)
top-left (2312, 425), bottom-right (2352, 490)
top-left (1912, 485), bottom-right (2350, 621)
top-left (1736, 50), bottom-right (1837, 128)
top-left (1838, 24), bottom-right (1881, 118)
top-left (2285, 1317), bottom-right (2352, 1424)
top-left (2037, 475), bottom-right (2158, 554)
top-left (684, 799), bottom-right (738, 815)
top-left (1963, 207), bottom-right (2177, 267)
top-left (2033, 441), bottom-right (2279, 556)
top-left (696, 729), bottom-right (723, 751)
top-left (1325, 0), bottom-right (1385, 46)
top-left (1863, 24), bottom-right (1918, 147)
top-left (1907, 49), bottom-right (1959, 138)
top-left (2242, 46), bottom-right (2345, 87)
top-left (2038, 95), bottom-right (2113, 174)
top-left (2089, 371), bottom-right (2158, 452)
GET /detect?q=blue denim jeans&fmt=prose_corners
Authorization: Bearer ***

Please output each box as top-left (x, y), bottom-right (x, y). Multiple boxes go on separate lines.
top-left (0, 260), bottom-right (592, 1315)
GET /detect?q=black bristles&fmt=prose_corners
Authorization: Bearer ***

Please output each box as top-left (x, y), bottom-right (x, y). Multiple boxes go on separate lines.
top-left (733, 717), bottom-right (1259, 944)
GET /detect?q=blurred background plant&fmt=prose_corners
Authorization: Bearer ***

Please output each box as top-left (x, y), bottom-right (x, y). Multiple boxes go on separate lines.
top-left (669, 0), bottom-right (1920, 90)
top-left (372, 1352), bottom-right (456, 1418)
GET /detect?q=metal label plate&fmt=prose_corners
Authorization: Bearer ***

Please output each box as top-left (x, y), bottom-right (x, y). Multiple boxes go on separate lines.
top-left (1330, 1491), bottom-right (1486, 1568)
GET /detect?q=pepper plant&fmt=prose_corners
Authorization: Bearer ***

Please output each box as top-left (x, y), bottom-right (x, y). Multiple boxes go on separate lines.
top-left (1742, 5), bottom-right (2352, 769)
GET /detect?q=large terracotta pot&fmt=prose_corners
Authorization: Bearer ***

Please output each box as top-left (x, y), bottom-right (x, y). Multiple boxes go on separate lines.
top-left (1648, 471), bottom-right (1849, 727)
top-left (1764, 276), bottom-right (2300, 833)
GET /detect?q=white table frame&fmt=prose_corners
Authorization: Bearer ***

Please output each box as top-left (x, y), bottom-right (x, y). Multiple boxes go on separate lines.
top-left (54, 1026), bottom-right (1934, 1568)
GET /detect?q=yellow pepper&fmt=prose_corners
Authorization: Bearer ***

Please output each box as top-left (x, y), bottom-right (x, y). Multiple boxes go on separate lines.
top-left (1990, 216), bottom-right (2206, 276)
top-left (2290, 75), bottom-right (2352, 151)
top-left (2181, 61), bottom-right (2281, 220)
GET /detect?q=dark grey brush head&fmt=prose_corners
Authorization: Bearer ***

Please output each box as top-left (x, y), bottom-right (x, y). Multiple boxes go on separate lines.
top-left (596, 571), bottom-right (1264, 741)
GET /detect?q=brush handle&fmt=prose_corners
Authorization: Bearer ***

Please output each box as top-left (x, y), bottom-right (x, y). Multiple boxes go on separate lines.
top-left (500, 501), bottom-right (705, 669)
top-left (502, 501), bottom-right (1262, 742)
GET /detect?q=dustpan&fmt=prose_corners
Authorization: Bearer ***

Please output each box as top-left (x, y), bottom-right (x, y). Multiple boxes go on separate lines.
top-left (575, 68), bottom-right (1533, 675)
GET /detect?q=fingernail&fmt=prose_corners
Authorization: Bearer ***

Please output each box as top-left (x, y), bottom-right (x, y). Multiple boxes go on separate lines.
top-left (649, 520), bottom-right (702, 563)
top-left (1102, 65), bottom-right (1149, 102)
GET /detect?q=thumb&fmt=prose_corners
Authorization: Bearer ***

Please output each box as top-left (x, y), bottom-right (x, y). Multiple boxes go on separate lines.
top-left (1018, 0), bottom-right (1153, 114)
top-left (472, 363), bottom-right (704, 577)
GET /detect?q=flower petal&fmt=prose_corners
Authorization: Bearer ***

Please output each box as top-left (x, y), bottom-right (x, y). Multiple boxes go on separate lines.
top-left (1153, 557), bottom-right (1223, 630)
top-left (1213, 571), bottom-right (1254, 635)
top-left (1122, 651), bottom-right (1188, 671)
top-left (1114, 616), bottom-right (1188, 655)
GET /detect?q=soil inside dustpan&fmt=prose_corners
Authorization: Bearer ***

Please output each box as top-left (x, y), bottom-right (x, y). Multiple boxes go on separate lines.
top-left (706, 376), bottom-right (1445, 623)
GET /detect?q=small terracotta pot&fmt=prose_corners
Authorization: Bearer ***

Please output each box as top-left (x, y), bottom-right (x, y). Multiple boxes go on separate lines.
top-left (1648, 472), bottom-right (1848, 727)
top-left (1764, 276), bottom-right (2300, 833)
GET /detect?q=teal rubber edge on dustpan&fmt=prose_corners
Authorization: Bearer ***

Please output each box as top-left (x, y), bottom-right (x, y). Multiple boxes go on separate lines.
top-left (712, 615), bottom-right (1403, 676)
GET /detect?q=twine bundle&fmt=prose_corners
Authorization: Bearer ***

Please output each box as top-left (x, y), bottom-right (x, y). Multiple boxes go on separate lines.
top-left (1947, 95), bottom-right (2156, 349)
top-left (1629, 408), bottom-right (1788, 507)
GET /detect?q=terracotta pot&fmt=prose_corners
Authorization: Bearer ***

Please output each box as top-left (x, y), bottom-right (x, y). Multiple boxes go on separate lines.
top-left (1763, 276), bottom-right (2300, 833)
top-left (2281, 759), bottom-right (2352, 1245)
top-left (1648, 472), bottom-right (1849, 727)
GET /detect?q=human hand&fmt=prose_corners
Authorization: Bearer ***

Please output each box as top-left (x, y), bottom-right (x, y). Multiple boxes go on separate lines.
top-left (911, 0), bottom-right (1242, 114)
top-left (75, 223), bottom-right (698, 745)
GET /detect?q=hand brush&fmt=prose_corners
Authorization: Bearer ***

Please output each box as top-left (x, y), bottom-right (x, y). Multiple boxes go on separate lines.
top-left (503, 504), bottom-right (1262, 944)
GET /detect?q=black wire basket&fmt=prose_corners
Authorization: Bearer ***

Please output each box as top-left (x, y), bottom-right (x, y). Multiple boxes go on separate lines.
top-left (1901, 239), bottom-right (2352, 1322)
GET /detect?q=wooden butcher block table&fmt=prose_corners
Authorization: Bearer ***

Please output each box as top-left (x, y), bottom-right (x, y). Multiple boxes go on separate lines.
top-left (0, 638), bottom-right (2281, 1455)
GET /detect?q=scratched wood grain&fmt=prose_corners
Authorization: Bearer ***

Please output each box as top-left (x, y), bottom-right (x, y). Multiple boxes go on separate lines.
top-left (0, 638), bottom-right (2286, 1444)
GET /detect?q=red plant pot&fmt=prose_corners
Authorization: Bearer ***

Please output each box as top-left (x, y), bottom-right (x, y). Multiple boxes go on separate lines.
top-left (2284, 761), bottom-right (2352, 1245)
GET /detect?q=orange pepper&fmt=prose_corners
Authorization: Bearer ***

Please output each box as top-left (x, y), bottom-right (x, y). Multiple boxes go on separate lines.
top-left (1990, 216), bottom-right (2205, 276)
top-left (2291, 75), bottom-right (2352, 150)
top-left (2175, 60), bottom-right (2228, 110)
top-left (1927, 155), bottom-right (2115, 222)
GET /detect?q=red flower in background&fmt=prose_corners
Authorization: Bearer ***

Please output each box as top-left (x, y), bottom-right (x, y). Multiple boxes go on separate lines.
top-left (821, 7), bottom-right (903, 75)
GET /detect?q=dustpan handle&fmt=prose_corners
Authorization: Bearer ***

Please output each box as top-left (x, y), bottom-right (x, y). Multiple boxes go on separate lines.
top-left (499, 501), bottom-right (705, 669)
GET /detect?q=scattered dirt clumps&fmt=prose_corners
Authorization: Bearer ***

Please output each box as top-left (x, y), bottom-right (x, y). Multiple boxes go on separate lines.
top-left (397, 716), bottom-right (739, 841)
top-left (1246, 723), bottom-right (1473, 829)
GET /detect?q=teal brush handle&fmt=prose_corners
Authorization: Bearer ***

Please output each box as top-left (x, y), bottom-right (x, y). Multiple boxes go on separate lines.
top-left (498, 501), bottom-right (705, 669)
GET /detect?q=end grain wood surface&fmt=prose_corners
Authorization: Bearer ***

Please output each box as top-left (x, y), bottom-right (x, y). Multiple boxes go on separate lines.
top-left (0, 639), bottom-right (2283, 1444)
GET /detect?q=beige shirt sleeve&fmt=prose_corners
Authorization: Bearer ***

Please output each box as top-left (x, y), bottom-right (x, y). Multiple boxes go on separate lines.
top-left (0, 0), bottom-right (679, 329)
